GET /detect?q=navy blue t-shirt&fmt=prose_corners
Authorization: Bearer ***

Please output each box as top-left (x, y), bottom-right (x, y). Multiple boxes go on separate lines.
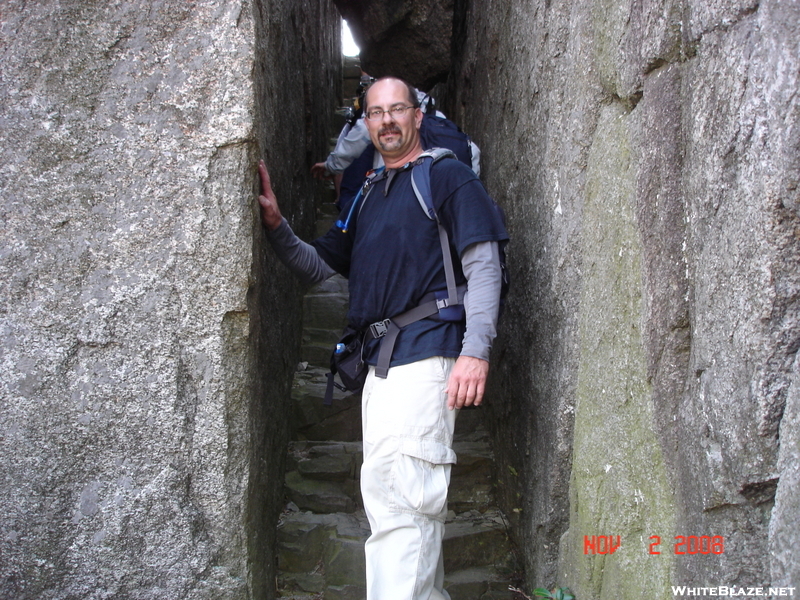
top-left (312, 158), bottom-right (508, 368)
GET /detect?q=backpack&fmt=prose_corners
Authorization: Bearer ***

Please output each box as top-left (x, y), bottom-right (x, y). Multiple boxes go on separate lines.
top-left (420, 114), bottom-right (473, 168)
top-left (323, 149), bottom-right (509, 404)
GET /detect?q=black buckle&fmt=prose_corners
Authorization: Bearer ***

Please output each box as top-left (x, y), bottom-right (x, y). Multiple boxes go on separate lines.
top-left (369, 319), bottom-right (391, 339)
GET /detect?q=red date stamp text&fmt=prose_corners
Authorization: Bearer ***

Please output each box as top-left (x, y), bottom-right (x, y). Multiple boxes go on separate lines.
top-left (583, 535), bottom-right (725, 555)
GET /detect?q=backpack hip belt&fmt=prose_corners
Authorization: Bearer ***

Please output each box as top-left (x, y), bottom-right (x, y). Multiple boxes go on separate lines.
top-left (366, 284), bottom-right (467, 379)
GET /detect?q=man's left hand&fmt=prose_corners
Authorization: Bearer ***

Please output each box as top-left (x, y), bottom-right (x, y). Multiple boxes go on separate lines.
top-left (445, 356), bottom-right (489, 410)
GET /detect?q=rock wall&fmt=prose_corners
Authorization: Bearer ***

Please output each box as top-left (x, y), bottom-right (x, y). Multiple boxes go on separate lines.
top-left (0, 1), bottom-right (340, 598)
top-left (446, 0), bottom-right (800, 596)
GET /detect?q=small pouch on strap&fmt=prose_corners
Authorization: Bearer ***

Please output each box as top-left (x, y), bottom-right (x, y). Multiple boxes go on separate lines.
top-left (433, 289), bottom-right (466, 322)
top-left (324, 327), bottom-right (367, 405)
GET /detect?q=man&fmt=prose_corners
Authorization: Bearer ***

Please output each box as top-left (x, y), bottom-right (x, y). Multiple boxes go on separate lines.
top-left (309, 75), bottom-right (479, 209)
top-left (258, 77), bottom-right (507, 600)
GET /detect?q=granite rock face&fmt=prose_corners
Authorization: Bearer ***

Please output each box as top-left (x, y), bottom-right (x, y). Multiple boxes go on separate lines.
top-left (0, 1), bottom-right (340, 598)
top-left (444, 0), bottom-right (800, 595)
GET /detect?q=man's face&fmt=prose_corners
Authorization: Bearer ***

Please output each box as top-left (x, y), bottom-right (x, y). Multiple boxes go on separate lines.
top-left (364, 79), bottom-right (423, 163)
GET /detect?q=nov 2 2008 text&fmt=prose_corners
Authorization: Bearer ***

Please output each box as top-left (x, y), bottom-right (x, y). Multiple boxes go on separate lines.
top-left (583, 535), bottom-right (725, 555)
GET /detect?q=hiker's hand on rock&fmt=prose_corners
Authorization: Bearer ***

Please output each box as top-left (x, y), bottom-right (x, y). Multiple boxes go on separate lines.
top-left (446, 356), bottom-right (489, 410)
top-left (310, 162), bottom-right (332, 180)
top-left (258, 160), bottom-right (282, 230)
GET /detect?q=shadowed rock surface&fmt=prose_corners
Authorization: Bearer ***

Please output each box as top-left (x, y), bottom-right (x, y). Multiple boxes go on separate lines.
top-left (442, 0), bottom-right (800, 596)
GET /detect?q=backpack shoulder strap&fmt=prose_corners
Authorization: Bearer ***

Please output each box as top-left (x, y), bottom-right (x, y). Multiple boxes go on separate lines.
top-left (410, 148), bottom-right (460, 319)
top-left (335, 165), bottom-right (385, 233)
top-left (410, 148), bottom-right (457, 222)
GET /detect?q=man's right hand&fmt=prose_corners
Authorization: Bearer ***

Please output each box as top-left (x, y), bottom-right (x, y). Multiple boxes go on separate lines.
top-left (258, 160), bottom-right (282, 230)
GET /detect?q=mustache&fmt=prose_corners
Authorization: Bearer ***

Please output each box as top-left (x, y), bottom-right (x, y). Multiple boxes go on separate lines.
top-left (378, 125), bottom-right (402, 136)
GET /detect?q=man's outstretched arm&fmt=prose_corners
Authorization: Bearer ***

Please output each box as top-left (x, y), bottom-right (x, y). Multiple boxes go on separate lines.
top-left (258, 160), bottom-right (336, 285)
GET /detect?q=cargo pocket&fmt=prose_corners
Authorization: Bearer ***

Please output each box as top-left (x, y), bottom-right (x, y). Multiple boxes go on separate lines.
top-left (390, 437), bottom-right (457, 520)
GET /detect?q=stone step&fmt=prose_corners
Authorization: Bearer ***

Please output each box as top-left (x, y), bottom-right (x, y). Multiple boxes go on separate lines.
top-left (290, 442), bottom-right (363, 480)
top-left (300, 275), bottom-right (348, 367)
top-left (449, 439), bottom-right (494, 514)
top-left (316, 216), bottom-right (339, 239)
top-left (444, 566), bottom-right (520, 600)
top-left (318, 199), bottom-right (343, 217)
top-left (443, 511), bottom-right (517, 574)
top-left (284, 441), bottom-right (364, 513)
top-left (291, 365), bottom-right (362, 442)
top-left (301, 327), bottom-right (342, 367)
top-left (277, 509), bottom-right (369, 598)
top-left (303, 290), bottom-right (349, 332)
top-left (284, 470), bottom-right (359, 514)
top-left (277, 507), bottom-right (518, 600)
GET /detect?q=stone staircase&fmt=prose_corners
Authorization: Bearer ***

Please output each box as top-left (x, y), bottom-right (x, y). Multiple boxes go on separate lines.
top-left (275, 106), bottom-right (521, 600)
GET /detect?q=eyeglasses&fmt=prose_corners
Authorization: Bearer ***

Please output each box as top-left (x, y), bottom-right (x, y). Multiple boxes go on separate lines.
top-left (365, 105), bottom-right (416, 121)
